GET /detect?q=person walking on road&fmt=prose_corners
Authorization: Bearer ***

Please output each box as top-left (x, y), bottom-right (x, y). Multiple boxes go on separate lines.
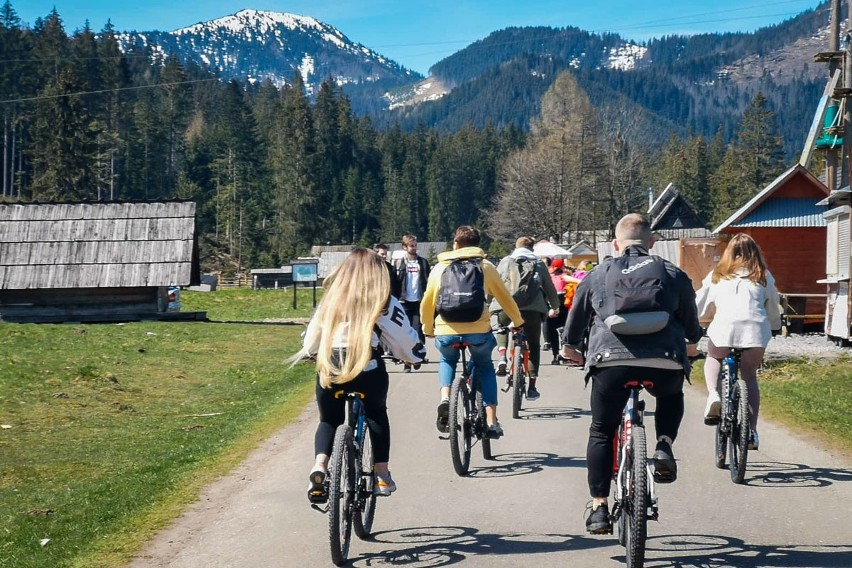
top-left (695, 233), bottom-right (782, 450)
top-left (560, 213), bottom-right (703, 534)
top-left (420, 225), bottom-right (524, 439)
top-left (394, 234), bottom-right (431, 372)
top-left (292, 249), bottom-right (426, 503)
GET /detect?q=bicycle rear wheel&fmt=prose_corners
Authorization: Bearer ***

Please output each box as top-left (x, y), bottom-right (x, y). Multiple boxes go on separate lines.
top-left (449, 376), bottom-right (472, 476)
top-left (328, 425), bottom-right (355, 566)
top-left (512, 346), bottom-right (524, 418)
top-left (714, 370), bottom-right (729, 469)
top-left (476, 388), bottom-right (492, 459)
top-left (729, 379), bottom-right (750, 484)
top-left (626, 425), bottom-right (648, 568)
top-left (352, 427), bottom-right (376, 539)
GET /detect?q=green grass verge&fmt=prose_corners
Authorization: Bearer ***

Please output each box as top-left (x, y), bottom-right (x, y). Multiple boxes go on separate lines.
top-left (182, 286), bottom-right (322, 321)
top-left (0, 288), bottom-right (320, 568)
top-left (690, 356), bottom-right (852, 457)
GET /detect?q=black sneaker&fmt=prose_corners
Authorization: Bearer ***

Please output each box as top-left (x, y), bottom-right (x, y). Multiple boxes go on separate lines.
top-left (404, 364), bottom-right (412, 373)
top-left (526, 386), bottom-right (540, 401)
top-left (496, 358), bottom-right (508, 376)
top-left (542, 342), bottom-right (551, 351)
top-left (486, 423), bottom-right (504, 439)
top-left (585, 502), bottom-right (612, 534)
top-left (436, 400), bottom-right (450, 433)
top-left (413, 362), bottom-right (421, 370)
top-left (653, 439), bottom-right (677, 484)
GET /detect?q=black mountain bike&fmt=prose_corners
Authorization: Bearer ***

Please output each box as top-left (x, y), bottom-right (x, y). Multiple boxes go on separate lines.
top-left (448, 341), bottom-right (492, 476)
top-left (612, 381), bottom-right (658, 568)
top-left (508, 328), bottom-right (530, 418)
top-left (713, 349), bottom-right (750, 484)
top-left (312, 391), bottom-right (378, 566)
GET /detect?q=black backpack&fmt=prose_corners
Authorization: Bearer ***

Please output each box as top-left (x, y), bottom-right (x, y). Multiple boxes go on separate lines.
top-left (599, 254), bottom-right (675, 335)
top-left (436, 258), bottom-right (485, 322)
top-left (507, 258), bottom-right (542, 307)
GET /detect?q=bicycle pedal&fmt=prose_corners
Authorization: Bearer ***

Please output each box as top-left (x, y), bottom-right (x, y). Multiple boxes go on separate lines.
top-left (310, 503), bottom-right (329, 514)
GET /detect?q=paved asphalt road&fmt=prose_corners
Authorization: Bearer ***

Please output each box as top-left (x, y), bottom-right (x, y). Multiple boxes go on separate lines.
top-left (129, 345), bottom-right (852, 567)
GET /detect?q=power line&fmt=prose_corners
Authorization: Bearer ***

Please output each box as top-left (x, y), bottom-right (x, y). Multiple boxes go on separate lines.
top-left (0, 78), bottom-right (219, 105)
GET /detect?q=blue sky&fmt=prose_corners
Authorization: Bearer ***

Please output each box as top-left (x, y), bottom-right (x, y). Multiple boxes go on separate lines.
top-left (15, 0), bottom-right (825, 75)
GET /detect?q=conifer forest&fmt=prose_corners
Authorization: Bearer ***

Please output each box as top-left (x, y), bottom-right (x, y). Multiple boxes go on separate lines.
top-left (1, 3), bottom-right (803, 271)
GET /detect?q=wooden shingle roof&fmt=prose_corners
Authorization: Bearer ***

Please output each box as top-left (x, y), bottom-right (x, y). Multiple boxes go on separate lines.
top-left (0, 202), bottom-right (198, 290)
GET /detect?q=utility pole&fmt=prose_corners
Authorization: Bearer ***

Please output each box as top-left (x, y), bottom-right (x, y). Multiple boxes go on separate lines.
top-left (827, 0), bottom-right (841, 191)
top-left (845, 0), bottom-right (852, 188)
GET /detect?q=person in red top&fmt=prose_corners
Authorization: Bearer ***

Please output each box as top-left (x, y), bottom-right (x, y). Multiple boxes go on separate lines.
top-left (542, 258), bottom-right (571, 364)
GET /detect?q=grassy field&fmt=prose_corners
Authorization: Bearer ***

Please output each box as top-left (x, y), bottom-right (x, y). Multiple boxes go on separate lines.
top-left (690, 356), bottom-right (852, 457)
top-left (0, 289), bottom-right (317, 568)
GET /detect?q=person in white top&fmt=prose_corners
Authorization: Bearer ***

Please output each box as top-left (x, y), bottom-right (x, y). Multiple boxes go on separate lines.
top-left (695, 233), bottom-right (782, 450)
top-left (291, 249), bottom-right (425, 503)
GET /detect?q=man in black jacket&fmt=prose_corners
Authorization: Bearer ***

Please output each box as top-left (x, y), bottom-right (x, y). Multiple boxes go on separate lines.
top-left (393, 235), bottom-right (430, 371)
top-left (560, 213), bottom-right (703, 534)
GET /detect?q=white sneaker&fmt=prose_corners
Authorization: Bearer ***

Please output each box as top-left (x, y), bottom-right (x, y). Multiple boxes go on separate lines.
top-left (703, 391), bottom-right (721, 424)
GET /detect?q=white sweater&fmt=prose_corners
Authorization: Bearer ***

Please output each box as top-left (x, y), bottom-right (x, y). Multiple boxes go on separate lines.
top-left (695, 269), bottom-right (783, 349)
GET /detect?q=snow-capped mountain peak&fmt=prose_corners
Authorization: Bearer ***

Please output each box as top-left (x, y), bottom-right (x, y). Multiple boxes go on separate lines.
top-left (118, 9), bottom-right (418, 93)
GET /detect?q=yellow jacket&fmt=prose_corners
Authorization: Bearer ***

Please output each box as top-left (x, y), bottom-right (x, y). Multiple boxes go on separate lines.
top-left (420, 246), bottom-right (524, 336)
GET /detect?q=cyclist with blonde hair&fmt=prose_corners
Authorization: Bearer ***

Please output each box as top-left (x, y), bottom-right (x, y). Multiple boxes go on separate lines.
top-left (292, 249), bottom-right (425, 503)
top-left (696, 233), bottom-right (782, 450)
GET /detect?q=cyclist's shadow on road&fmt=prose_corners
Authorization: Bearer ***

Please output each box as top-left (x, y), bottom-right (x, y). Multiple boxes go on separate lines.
top-left (742, 460), bottom-right (852, 488)
top-left (517, 406), bottom-right (588, 420)
top-left (352, 525), bottom-right (610, 567)
top-left (643, 533), bottom-right (852, 568)
top-left (464, 452), bottom-right (585, 478)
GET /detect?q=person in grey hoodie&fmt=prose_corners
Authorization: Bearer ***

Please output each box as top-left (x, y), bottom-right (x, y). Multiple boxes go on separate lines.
top-left (490, 236), bottom-right (560, 400)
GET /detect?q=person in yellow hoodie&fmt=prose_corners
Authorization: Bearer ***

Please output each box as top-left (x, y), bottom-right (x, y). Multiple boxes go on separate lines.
top-left (420, 225), bottom-right (524, 438)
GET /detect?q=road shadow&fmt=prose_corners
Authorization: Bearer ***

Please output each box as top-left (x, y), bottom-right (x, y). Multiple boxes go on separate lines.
top-left (353, 525), bottom-right (609, 567)
top-left (466, 452), bottom-right (585, 478)
top-left (643, 533), bottom-right (852, 567)
top-left (741, 460), bottom-right (852, 488)
top-left (517, 406), bottom-right (588, 420)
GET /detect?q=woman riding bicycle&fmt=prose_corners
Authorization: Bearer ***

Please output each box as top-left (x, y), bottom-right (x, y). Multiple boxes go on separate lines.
top-left (291, 249), bottom-right (425, 503)
top-left (695, 233), bottom-right (782, 450)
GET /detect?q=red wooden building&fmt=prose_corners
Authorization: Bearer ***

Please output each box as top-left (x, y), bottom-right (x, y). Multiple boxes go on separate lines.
top-left (713, 164), bottom-right (830, 331)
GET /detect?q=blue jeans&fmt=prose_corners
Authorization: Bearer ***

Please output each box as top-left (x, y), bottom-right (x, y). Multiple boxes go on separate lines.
top-left (435, 333), bottom-right (498, 406)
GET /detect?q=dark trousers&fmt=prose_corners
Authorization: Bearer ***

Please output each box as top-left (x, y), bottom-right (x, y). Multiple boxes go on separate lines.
top-left (496, 310), bottom-right (544, 376)
top-left (401, 300), bottom-right (424, 344)
top-left (542, 295), bottom-right (568, 358)
top-left (314, 359), bottom-right (391, 463)
top-left (586, 366), bottom-right (684, 498)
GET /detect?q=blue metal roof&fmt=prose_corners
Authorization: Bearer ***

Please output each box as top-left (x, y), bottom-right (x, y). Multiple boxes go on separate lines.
top-left (733, 198), bottom-right (826, 228)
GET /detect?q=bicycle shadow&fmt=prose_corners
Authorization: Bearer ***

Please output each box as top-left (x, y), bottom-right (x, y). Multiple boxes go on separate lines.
top-left (741, 460), bottom-right (852, 488)
top-left (466, 452), bottom-right (584, 478)
top-left (642, 533), bottom-right (852, 567)
top-left (517, 406), bottom-right (588, 420)
top-left (352, 525), bottom-right (610, 567)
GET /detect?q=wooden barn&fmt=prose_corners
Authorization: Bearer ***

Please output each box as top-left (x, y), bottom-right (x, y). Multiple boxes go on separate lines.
top-left (818, 186), bottom-right (852, 342)
top-left (713, 164), bottom-right (829, 331)
top-left (0, 201), bottom-right (201, 322)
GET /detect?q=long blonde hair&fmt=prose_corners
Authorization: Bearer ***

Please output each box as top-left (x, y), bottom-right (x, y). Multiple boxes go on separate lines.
top-left (290, 249), bottom-right (390, 388)
top-left (712, 233), bottom-right (768, 286)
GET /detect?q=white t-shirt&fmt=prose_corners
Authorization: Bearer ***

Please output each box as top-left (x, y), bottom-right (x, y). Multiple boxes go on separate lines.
top-left (401, 258), bottom-right (422, 302)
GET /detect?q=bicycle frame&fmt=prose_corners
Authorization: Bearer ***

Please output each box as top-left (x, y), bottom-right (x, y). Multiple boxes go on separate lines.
top-left (612, 383), bottom-right (658, 523)
top-left (508, 329), bottom-right (530, 379)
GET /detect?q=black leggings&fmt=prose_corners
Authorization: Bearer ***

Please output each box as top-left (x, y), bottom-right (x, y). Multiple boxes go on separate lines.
top-left (314, 359), bottom-right (391, 463)
top-left (586, 366), bottom-right (684, 498)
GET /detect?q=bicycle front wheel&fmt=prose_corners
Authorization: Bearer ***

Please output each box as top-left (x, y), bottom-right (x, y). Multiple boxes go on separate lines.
top-left (626, 425), bottom-right (648, 568)
top-left (512, 346), bottom-right (524, 419)
top-left (449, 376), bottom-right (472, 476)
top-left (352, 426), bottom-right (376, 539)
top-left (328, 425), bottom-right (355, 566)
top-left (729, 379), bottom-right (750, 484)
